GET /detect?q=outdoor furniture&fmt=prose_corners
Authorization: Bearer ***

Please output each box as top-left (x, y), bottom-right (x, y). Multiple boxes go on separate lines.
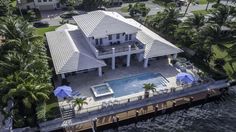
top-left (54, 85), bottom-right (72, 98)
top-left (176, 72), bottom-right (195, 85)
top-left (102, 102), bottom-right (108, 108)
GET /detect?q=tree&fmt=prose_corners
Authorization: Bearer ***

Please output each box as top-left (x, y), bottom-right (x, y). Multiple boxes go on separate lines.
top-left (184, 0), bottom-right (194, 16)
top-left (0, 15), bottom-right (52, 127)
top-left (0, 0), bottom-right (12, 16)
top-left (143, 83), bottom-right (156, 98)
top-left (82, 0), bottom-right (104, 10)
top-left (184, 13), bottom-right (205, 30)
top-left (0, 17), bottom-right (39, 41)
top-left (129, 3), bottom-right (150, 17)
top-left (148, 4), bottom-right (180, 35)
top-left (73, 98), bottom-right (88, 110)
top-left (209, 4), bottom-right (236, 27)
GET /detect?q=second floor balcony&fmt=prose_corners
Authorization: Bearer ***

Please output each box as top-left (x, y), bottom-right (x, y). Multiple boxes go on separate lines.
top-left (95, 41), bottom-right (145, 59)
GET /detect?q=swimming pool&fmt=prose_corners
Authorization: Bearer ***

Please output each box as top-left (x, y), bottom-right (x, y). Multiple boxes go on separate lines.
top-left (106, 72), bottom-right (169, 98)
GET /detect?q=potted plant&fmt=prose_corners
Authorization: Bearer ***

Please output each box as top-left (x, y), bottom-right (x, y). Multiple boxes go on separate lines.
top-left (143, 83), bottom-right (156, 98)
top-left (73, 98), bottom-right (88, 110)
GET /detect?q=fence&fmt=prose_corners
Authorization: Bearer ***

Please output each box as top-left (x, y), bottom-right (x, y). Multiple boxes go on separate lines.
top-left (39, 79), bottom-right (229, 132)
top-left (75, 80), bottom-right (216, 117)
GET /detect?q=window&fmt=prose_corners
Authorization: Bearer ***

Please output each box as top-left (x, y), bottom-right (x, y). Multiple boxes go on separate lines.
top-left (129, 34), bottom-right (132, 40)
top-left (125, 35), bottom-right (128, 41)
top-left (49, 0), bottom-right (52, 1)
top-left (43, 0), bottom-right (47, 2)
top-left (95, 39), bottom-right (99, 45)
top-left (38, 0), bottom-right (42, 2)
top-left (116, 34), bottom-right (120, 39)
top-left (100, 38), bottom-right (103, 45)
top-left (108, 35), bottom-right (112, 40)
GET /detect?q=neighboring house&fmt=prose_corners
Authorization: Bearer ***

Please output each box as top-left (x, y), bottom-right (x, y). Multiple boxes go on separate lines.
top-left (106, 0), bottom-right (123, 6)
top-left (46, 10), bottom-right (183, 78)
top-left (18, 0), bottom-right (61, 10)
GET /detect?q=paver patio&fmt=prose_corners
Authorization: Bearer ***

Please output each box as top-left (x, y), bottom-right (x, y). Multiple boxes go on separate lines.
top-left (55, 57), bottom-right (182, 109)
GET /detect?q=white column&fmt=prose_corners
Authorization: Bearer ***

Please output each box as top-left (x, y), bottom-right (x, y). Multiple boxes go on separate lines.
top-left (98, 67), bottom-right (102, 77)
top-left (127, 45), bottom-right (131, 67)
top-left (61, 74), bottom-right (65, 79)
top-left (173, 54), bottom-right (178, 59)
top-left (112, 48), bottom-right (116, 70)
top-left (144, 58), bottom-right (149, 68)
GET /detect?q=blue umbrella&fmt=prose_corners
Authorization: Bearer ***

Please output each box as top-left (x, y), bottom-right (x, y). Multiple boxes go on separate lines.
top-left (54, 85), bottom-right (72, 98)
top-left (176, 72), bottom-right (194, 84)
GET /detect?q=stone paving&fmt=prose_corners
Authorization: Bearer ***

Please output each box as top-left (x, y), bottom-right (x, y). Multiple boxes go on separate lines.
top-left (55, 58), bottom-right (182, 109)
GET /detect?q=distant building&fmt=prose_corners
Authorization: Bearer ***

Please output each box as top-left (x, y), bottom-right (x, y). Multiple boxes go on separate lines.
top-left (106, 0), bottom-right (123, 7)
top-left (17, 0), bottom-right (62, 10)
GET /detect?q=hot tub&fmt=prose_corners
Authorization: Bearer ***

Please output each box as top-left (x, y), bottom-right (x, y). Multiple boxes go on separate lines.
top-left (91, 83), bottom-right (114, 98)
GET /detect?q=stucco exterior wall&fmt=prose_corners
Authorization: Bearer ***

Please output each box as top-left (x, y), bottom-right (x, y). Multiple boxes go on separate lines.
top-left (90, 33), bottom-right (137, 46)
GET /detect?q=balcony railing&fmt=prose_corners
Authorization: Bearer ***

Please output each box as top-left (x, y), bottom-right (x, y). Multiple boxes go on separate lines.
top-left (95, 41), bottom-right (144, 56)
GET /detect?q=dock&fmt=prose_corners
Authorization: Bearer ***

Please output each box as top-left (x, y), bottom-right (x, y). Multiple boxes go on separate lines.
top-left (39, 80), bottom-right (231, 132)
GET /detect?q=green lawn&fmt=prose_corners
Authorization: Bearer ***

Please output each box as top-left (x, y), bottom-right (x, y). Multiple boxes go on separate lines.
top-left (37, 93), bottom-right (61, 122)
top-left (35, 26), bottom-right (59, 36)
top-left (120, 6), bottom-right (129, 13)
top-left (198, 0), bottom-right (208, 4)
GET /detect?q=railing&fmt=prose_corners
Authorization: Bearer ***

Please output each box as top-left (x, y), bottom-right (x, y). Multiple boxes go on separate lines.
top-left (96, 42), bottom-right (144, 56)
top-left (74, 80), bottom-right (217, 116)
top-left (39, 79), bottom-right (229, 131)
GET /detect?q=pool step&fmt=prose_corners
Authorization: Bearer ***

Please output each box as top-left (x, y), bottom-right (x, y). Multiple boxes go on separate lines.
top-left (61, 107), bottom-right (75, 120)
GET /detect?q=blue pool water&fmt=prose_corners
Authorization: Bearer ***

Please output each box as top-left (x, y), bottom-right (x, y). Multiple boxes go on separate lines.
top-left (106, 73), bottom-right (169, 98)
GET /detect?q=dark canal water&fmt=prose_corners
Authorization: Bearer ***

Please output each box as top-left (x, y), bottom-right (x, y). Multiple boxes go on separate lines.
top-left (105, 88), bottom-right (236, 132)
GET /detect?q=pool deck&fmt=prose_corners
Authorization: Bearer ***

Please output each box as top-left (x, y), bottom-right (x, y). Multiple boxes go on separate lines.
top-left (55, 58), bottom-right (196, 109)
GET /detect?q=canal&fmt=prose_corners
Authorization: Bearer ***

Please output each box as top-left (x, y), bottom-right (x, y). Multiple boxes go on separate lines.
top-left (105, 88), bottom-right (236, 132)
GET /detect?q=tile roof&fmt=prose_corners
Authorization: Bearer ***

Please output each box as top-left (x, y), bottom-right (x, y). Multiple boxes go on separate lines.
top-left (46, 25), bottom-right (106, 74)
top-left (126, 19), bottom-right (183, 58)
top-left (73, 10), bottom-right (139, 38)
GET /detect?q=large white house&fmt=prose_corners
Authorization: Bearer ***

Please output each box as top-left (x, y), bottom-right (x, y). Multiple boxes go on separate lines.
top-left (46, 10), bottom-right (183, 78)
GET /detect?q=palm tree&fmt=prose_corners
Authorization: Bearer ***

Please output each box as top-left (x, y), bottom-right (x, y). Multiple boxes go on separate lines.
top-left (184, 13), bottom-right (205, 30)
top-left (73, 98), bottom-right (88, 110)
top-left (209, 4), bottom-right (236, 27)
top-left (184, 0), bottom-right (194, 16)
top-left (1, 70), bottom-right (51, 125)
top-left (0, 16), bottom-right (41, 43)
top-left (0, 15), bottom-right (52, 126)
top-left (148, 4), bottom-right (180, 35)
top-left (143, 83), bottom-right (156, 98)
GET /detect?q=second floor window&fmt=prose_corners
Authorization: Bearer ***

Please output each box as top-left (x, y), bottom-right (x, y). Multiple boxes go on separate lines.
top-left (125, 35), bottom-right (128, 41)
top-left (100, 38), bottom-right (103, 45)
top-left (49, 0), bottom-right (52, 1)
top-left (129, 34), bottom-right (132, 40)
top-left (108, 35), bottom-right (112, 40)
top-left (116, 34), bottom-right (120, 39)
top-left (43, 0), bottom-right (47, 2)
top-left (38, 0), bottom-right (42, 2)
top-left (95, 39), bottom-right (99, 45)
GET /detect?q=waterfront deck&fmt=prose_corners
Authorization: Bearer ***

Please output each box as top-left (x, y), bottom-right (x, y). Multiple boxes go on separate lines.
top-left (39, 79), bottom-right (229, 132)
